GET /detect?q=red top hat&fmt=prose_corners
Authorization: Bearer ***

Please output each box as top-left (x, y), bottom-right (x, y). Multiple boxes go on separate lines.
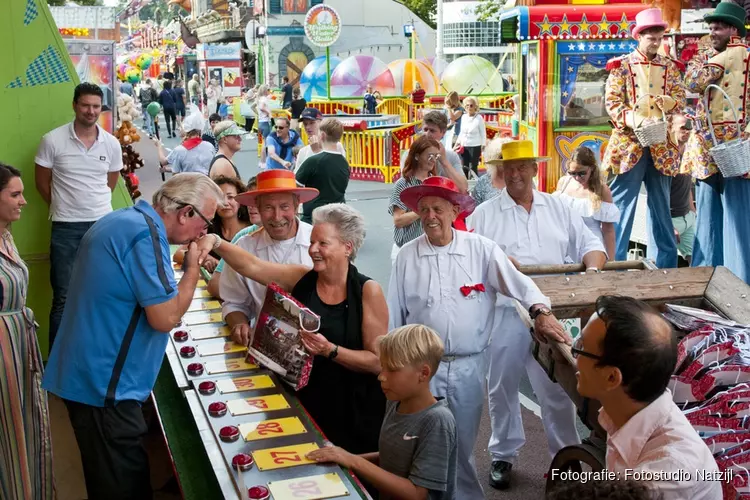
top-left (236, 170), bottom-right (319, 206)
top-left (399, 176), bottom-right (476, 214)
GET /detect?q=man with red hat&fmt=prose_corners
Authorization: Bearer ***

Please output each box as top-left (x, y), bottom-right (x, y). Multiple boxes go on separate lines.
top-left (602, 7), bottom-right (685, 269)
top-left (681, 1), bottom-right (750, 283)
top-left (387, 176), bottom-right (566, 499)
top-left (220, 170), bottom-right (319, 344)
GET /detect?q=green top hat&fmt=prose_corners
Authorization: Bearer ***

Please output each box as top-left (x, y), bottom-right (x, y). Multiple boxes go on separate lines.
top-left (704, 2), bottom-right (747, 37)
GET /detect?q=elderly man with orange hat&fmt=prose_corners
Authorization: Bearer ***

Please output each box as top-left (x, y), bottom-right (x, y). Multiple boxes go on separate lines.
top-left (221, 170), bottom-right (319, 345)
top-left (468, 140), bottom-right (607, 490)
top-left (681, 1), bottom-right (750, 283)
top-left (387, 176), bottom-right (566, 499)
top-left (602, 8), bottom-right (686, 269)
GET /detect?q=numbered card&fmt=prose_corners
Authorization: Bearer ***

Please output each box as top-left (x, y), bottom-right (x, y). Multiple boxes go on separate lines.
top-left (183, 311), bottom-right (223, 326)
top-left (193, 288), bottom-right (212, 299)
top-left (226, 394), bottom-right (289, 415)
top-left (196, 340), bottom-right (247, 357)
top-left (239, 416), bottom-right (307, 442)
top-left (190, 325), bottom-right (230, 340)
top-left (268, 473), bottom-right (349, 500)
top-left (197, 279), bottom-right (207, 288)
top-left (216, 374), bottom-right (275, 394)
top-left (188, 299), bottom-right (221, 312)
top-left (205, 358), bottom-right (258, 374)
top-left (252, 442), bottom-right (319, 471)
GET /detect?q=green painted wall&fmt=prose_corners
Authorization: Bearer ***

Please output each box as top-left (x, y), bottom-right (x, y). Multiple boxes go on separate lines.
top-left (1, 0), bottom-right (132, 357)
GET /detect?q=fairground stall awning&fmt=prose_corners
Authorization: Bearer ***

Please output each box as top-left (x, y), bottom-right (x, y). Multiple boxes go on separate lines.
top-left (499, 4), bottom-right (648, 42)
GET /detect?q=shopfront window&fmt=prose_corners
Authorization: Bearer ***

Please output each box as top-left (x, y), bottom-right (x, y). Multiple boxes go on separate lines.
top-left (557, 40), bottom-right (635, 128)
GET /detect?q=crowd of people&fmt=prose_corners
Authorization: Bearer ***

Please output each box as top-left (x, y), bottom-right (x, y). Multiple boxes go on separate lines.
top-left (3, 3), bottom-right (750, 499)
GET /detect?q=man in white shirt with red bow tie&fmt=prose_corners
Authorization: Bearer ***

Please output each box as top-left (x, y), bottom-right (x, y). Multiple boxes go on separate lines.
top-left (387, 176), bottom-right (566, 499)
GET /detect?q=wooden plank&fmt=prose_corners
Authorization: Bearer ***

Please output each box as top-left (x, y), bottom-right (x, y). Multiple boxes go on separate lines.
top-left (704, 266), bottom-right (750, 325)
top-left (532, 267), bottom-right (713, 317)
top-left (519, 260), bottom-right (648, 276)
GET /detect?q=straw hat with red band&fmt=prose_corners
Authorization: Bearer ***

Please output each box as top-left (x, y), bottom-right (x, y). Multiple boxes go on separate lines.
top-left (400, 176), bottom-right (476, 213)
top-left (235, 170), bottom-right (319, 206)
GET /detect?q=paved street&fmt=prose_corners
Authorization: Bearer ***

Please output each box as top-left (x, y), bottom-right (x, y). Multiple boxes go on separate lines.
top-left (130, 123), bottom-right (588, 499)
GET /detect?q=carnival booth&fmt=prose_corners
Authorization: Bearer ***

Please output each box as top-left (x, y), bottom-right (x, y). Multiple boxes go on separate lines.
top-left (498, 4), bottom-right (647, 192)
top-left (197, 42), bottom-right (244, 98)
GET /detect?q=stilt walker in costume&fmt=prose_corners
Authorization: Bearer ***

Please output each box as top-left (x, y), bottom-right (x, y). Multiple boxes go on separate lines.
top-left (602, 8), bottom-right (686, 268)
top-left (681, 1), bottom-right (750, 283)
top-left (387, 176), bottom-right (568, 499)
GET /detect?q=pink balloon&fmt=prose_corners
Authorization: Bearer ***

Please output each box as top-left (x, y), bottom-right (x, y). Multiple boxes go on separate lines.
top-left (330, 55), bottom-right (396, 98)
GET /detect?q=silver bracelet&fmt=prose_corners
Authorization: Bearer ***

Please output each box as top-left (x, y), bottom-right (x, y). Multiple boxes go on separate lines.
top-left (212, 233), bottom-right (222, 250)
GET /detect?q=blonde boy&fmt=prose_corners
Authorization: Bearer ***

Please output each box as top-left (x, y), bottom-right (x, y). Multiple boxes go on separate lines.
top-left (308, 324), bottom-right (457, 500)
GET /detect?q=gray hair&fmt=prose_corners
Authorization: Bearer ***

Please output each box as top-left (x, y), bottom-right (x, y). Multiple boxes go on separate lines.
top-left (312, 203), bottom-right (365, 261)
top-left (153, 173), bottom-right (226, 214)
top-left (483, 137), bottom-right (513, 181)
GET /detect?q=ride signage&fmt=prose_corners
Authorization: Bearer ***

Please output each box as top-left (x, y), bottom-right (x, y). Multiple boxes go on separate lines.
top-left (304, 4), bottom-right (341, 48)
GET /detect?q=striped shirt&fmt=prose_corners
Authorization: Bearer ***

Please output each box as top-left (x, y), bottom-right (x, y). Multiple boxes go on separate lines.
top-left (389, 176), bottom-right (424, 247)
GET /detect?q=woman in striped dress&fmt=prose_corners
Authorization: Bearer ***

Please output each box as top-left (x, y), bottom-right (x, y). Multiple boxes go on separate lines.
top-left (388, 135), bottom-right (441, 262)
top-left (0, 163), bottom-right (54, 499)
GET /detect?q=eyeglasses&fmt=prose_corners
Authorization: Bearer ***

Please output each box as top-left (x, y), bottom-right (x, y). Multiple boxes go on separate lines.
top-left (568, 170), bottom-right (588, 178)
top-left (426, 153), bottom-right (442, 162)
top-left (571, 336), bottom-right (602, 361)
top-left (276, 126), bottom-right (287, 130)
top-left (279, 295), bottom-right (321, 333)
top-left (164, 195), bottom-right (213, 231)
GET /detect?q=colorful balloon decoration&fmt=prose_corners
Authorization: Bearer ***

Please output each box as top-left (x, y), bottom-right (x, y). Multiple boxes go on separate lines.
top-left (420, 56), bottom-right (449, 80)
top-left (117, 63), bottom-right (128, 82)
top-left (330, 55), bottom-right (396, 98)
top-left (387, 59), bottom-right (438, 95)
top-left (125, 68), bottom-right (141, 84)
top-left (299, 55), bottom-right (342, 101)
top-left (137, 54), bottom-right (153, 71)
top-left (440, 55), bottom-right (505, 95)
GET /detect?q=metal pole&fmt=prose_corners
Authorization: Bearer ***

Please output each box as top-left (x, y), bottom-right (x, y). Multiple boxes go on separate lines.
top-left (326, 46), bottom-right (331, 99)
top-left (436, 0), bottom-right (444, 61)
top-left (263, 0), bottom-right (270, 86)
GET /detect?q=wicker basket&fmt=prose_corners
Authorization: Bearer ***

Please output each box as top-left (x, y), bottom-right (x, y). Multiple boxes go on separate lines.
top-left (705, 84), bottom-right (750, 178)
top-left (633, 94), bottom-right (668, 147)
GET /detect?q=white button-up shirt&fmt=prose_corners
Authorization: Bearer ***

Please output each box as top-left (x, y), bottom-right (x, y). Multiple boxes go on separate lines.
top-left (221, 222), bottom-right (313, 321)
top-left (600, 391), bottom-right (721, 500)
top-left (387, 230), bottom-right (549, 355)
top-left (468, 189), bottom-right (606, 265)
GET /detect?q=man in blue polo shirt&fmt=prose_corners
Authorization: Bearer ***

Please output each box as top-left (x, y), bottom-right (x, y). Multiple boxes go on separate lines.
top-left (43, 173), bottom-right (225, 499)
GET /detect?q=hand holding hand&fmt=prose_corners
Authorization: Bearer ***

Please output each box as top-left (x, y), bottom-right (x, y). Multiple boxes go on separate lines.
top-left (231, 323), bottom-right (252, 346)
top-left (202, 256), bottom-right (219, 273)
top-left (183, 242), bottom-right (199, 272)
top-left (306, 445), bottom-right (355, 469)
top-left (195, 234), bottom-right (218, 265)
top-left (300, 331), bottom-right (333, 357)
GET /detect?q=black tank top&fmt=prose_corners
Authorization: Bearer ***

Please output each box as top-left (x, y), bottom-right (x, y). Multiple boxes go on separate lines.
top-left (208, 154), bottom-right (240, 178)
top-left (291, 264), bottom-right (386, 454)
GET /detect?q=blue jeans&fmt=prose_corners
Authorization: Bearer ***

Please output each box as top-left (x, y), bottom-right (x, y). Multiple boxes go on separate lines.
top-left (49, 221), bottom-right (96, 349)
top-left (693, 174), bottom-right (750, 283)
top-left (610, 148), bottom-right (677, 268)
top-left (143, 112), bottom-right (155, 136)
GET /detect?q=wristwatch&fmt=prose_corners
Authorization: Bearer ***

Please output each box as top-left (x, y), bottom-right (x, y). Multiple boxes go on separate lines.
top-left (211, 233), bottom-right (222, 250)
top-left (529, 305), bottom-right (552, 320)
top-left (328, 344), bottom-right (339, 360)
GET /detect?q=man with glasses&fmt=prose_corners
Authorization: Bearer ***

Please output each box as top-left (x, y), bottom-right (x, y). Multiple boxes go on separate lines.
top-left (468, 140), bottom-right (607, 490)
top-left (575, 295), bottom-right (720, 500)
top-left (266, 116), bottom-right (303, 170)
top-left (42, 173), bottom-right (225, 498)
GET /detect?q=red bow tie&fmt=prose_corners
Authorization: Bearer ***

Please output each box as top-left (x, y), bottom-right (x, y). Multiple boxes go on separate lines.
top-left (460, 283), bottom-right (485, 296)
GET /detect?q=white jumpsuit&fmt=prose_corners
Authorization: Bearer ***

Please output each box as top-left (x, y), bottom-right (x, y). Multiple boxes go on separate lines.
top-left (387, 229), bottom-right (549, 499)
top-left (469, 189), bottom-right (606, 464)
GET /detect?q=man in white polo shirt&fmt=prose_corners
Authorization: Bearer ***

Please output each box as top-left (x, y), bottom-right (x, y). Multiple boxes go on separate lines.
top-left (35, 82), bottom-right (123, 349)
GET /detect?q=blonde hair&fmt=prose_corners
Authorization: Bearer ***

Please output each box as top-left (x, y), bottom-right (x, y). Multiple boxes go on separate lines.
top-left (446, 91), bottom-right (461, 109)
top-left (379, 324), bottom-right (444, 376)
top-left (570, 146), bottom-right (606, 211)
top-left (320, 117), bottom-right (344, 142)
top-left (153, 172), bottom-right (226, 214)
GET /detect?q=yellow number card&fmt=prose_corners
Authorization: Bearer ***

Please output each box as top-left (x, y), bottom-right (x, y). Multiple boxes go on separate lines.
top-left (226, 394), bottom-right (289, 415)
top-left (196, 340), bottom-right (247, 357)
top-left (190, 325), bottom-right (230, 341)
top-left (205, 358), bottom-right (258, 374)
top-left (239, 417), bottom-right (307, 442)
top-left (188, 299), bottom-right (221, 312)
top-left (216, 374), bottom-right (275, 394)
top-left (193, 288), bottom-right (212, 299)
top-left (268, 473), bottom-right (349, 500)
top-left (197, 279), bottom-right (207, 288)
top-left (252, 442), bottom-right (319, 471)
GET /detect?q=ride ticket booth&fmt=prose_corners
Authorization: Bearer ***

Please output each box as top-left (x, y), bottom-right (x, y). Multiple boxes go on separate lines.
top-left (498, 4), bottom-right (647, 192)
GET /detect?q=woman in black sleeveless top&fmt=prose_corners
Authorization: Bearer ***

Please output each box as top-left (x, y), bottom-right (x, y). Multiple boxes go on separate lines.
top-left (200, 203), bottom-right (388, 453)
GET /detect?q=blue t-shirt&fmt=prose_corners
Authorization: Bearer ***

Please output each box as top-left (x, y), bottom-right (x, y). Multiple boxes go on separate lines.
top-left (173, 87), bottom-right (186, 109)
top-left (266, 130), bottom-right (303, 170)
top-left (42, 200), bottom-right (178, 407)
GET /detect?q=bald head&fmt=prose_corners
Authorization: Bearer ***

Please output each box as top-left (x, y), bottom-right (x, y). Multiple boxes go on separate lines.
top-left (594, 295), bottom-right (677, 404)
